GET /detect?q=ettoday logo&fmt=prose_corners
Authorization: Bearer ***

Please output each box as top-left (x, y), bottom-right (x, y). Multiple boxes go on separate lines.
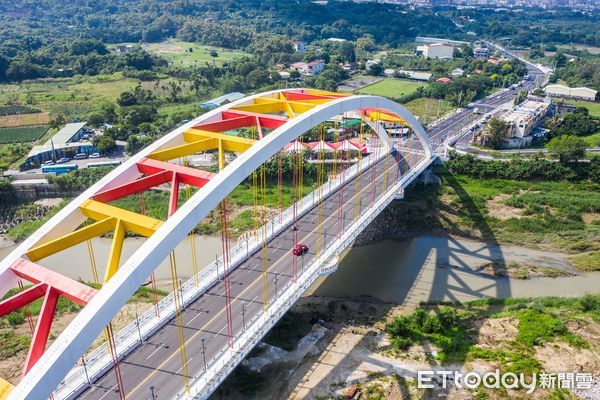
top-left (417, 370), bottom-right (594, 393)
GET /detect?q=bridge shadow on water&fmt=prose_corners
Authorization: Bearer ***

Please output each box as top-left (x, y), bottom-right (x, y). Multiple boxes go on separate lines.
top-left (212, 163), bottom-right (513, 398)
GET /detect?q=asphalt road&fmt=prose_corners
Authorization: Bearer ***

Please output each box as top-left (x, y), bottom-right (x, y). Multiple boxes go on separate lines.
top-left (76, 145), bottom-right (421, 400)
top-left (445, 63), bottom-right (546, 151)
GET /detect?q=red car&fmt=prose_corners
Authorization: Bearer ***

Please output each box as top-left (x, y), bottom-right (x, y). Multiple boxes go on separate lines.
top-left (292, 243), bottom-right (309, 256)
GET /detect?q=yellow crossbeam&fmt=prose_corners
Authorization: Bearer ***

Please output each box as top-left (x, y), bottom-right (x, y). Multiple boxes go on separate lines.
top-left (0, 377), bottom-right (14, 400)
top-left (185, 130), bottom-right (255, 147)
top-left (105, 219), bottom-right (126, 282)
top-left (366, 111), bottom-right (408, 124)
top-left (80, 200), bottom-right (162, 237)
top-left (149, 138), bottom-right (219, 161)
top-left (26, 218), bottom-right (115, 262)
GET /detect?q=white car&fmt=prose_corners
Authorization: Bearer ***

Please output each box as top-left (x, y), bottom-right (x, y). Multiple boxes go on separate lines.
top-left (89, 153), bottom-right (101, 159)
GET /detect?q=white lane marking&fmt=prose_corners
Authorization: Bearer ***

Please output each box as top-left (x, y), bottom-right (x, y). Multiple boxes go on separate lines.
top-left (98, 384), bottom-right (118, 400)
top-left (146, 343), bottom-right (164, 360)
top-left (188, 311), bottom-right (205, 326)
top-left (175, 357), bottom-right (194, 374)
top-left (214, 324), bottom-right (228, 338)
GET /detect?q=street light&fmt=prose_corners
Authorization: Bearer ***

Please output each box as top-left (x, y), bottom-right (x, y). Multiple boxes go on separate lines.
top-left (274, 276), bottom-right (279, 298)
top-left (149, 385), bottom-right (155, 400)
top-left (201, 338), bottom-right (207, 371)
top-left (241, 301), bottom-right (246, 331)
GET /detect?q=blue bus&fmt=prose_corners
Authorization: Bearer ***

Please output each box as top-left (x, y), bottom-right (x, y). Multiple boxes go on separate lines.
top-left (42, 164), bottom-right (78, 175)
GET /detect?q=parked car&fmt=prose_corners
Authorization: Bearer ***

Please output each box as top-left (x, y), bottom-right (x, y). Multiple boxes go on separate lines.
top-left (292, 243), bottom-right (309, 256)
top-left (43, 160), bottom-right (55, 166)
top-left (73, 153), bottom-right (87, 160)
top-left (56, 157), bottom-right (70, 164)
top-left (89, 153), bottom-right (101, 159)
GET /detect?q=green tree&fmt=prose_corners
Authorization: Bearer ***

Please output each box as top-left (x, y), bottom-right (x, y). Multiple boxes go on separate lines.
top-left (547, 135), bottom-right (587, 164)
top-left (482, 117), bottom-right (509, 150)
top-left (93, 135), bottom-right (117, 153)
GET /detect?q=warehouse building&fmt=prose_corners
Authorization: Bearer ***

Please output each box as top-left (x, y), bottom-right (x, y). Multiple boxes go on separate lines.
top-left (544, 84), bottom-right (597, 102)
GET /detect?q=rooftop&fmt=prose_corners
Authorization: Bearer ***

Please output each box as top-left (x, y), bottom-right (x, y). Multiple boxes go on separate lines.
top-left (45, 122), bottom-right (87, 146)
top-left (201, 92), bottom-right (245, 109)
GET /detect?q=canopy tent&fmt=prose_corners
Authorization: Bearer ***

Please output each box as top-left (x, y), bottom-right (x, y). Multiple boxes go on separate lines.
top-left (284, 140), bottom-right (308, 153)
top-left (308, 140), bottom-right (335, 152)
top-left (334, 139), bottom-right (360, 152)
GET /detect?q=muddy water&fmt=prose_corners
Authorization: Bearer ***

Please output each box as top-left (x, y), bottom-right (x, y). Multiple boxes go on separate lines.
top-left (2, 235), bottom-right (599, 303)
top-left (305, 236), bottom-right (600, 305)
top-left (0, 236), bottom-right (226, 289)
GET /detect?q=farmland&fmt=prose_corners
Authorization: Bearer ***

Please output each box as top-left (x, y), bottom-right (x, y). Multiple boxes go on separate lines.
top-left (0, 126), bottom-right (49, 144)
top-left (0, 113), bottom-right (50, 128)
top-left (357, 78), bottom-right (426, 99)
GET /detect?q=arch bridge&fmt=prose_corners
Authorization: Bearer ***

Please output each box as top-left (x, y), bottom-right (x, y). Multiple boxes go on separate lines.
top-left (0, 89), bottom-right (434, 400)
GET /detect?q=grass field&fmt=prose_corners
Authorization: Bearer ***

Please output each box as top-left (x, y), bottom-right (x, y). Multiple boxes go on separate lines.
top-left (582, 132), bottom-right (600, 147)
top-left (0, 125), bottom-right (49, 144)
top-left (403, 97), bottom-right (456, 123)
top-left (0, 112), bottom-right (49, 128)
top-left (563, 99), bottom-right (600, 118)
top-left (137, 41), bottom-right (249, 67)
top-left (357, 78), bottom-right (426, 98)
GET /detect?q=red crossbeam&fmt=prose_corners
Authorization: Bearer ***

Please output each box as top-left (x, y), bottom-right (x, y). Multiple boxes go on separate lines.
top-left (91, 159), bottom-right (215, 204)
top-left (0, 258), bottom-right (98, 375)
top-left (221, 110), bottom-right (288, 130)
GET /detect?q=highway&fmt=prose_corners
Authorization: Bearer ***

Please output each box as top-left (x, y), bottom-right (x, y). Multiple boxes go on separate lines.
top-left (76, 145), bottom-right (422, 400)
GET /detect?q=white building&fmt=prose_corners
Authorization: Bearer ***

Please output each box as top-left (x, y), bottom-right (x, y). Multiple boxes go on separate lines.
top-left (290, 59), bottom-right (325, 76)
top-left (417, 43), bottom-right (454, 59)
top-left (474, 47), bottom-right (489, 59)
top-left (545, 84), bottom-right (597, 102)
top-left (499, 99), bottom-right (550, 148)
top-left (292, 40), bottom-right (307, 52)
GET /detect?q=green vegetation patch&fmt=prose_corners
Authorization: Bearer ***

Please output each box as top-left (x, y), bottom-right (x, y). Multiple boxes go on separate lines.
top-left (357, 78), bottom-right (426, 98)
top-left (0, 332), bottom-right (31, 360)
top-left (570, 251), bottom-right (600, 271)
top-left (388, 295), bottom-right (600, 373)
top-left (0, 125), bottom-right (48, 144)
top-left (386, 307), bottom-right (475, 363)
top-left (563, 100), bottom-right (600, 119)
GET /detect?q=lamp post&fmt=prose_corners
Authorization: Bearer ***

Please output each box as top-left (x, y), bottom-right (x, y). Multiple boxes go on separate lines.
top-left (241, 301), bottom-right (246, 331)
top-left (149, 385), bottom-right (155, 400)
top-left (201, 338), bottom-right (207, 371)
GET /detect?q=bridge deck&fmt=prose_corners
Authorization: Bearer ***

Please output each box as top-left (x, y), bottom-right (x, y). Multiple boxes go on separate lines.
top-left (77, 148), bottom-right (423, 400)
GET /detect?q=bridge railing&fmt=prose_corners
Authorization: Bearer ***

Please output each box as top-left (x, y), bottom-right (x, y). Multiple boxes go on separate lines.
top-left (53, 145), bottom-right (396, 400)
top-left (174, 151), bottom-right (434, 400)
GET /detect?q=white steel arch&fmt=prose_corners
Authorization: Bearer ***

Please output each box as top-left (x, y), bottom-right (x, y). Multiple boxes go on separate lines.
top-left (6, 90), bottom-right (432, 400)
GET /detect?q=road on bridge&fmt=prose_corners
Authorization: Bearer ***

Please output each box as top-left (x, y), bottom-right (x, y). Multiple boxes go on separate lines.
top-left (77, 145), bottom-right (423, 400)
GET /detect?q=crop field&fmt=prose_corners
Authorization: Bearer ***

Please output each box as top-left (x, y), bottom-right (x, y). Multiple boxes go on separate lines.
top-left (357, 78), bottom-right (426, 99)
top-left (0, 125), bottom-right (49, 144)
top-left (0, 112), bottom-right (50, 128)
top-left (0, 105), bottom-right (41, 116)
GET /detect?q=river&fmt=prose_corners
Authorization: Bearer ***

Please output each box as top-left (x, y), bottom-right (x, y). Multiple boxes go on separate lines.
top-left (1, 235), bottom-right (599, 302)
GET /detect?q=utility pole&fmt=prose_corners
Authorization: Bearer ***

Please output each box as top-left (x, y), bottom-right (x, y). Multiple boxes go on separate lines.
top-left (201, 338), bottom-right (207, 371)
top-left (241, 301), bottom-right (246, 331)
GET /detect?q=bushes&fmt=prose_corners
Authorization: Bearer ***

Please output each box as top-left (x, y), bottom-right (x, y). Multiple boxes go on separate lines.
top-left (446, 152), bottom-right (599, 182)
top-left (386, 307), bottom-right (473, 361)
top-left (47, 166), bottom-right (114, 192)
